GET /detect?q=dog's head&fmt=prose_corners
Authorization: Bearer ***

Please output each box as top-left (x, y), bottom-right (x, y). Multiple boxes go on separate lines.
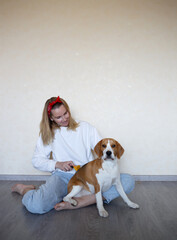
top-left (94, 138), bottom-right (124, 160)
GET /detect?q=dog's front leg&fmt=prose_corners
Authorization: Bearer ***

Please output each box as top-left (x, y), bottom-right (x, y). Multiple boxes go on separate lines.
top-left (115, 181), bottom-right (139, 209)
top-left (95, 191), bottom-right (109, 217)
top-left (63, 185), bottom-right (83, 206)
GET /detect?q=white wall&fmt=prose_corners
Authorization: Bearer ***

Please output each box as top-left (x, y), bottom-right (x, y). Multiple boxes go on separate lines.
top-left (0, 0), bottom-right (177, 175)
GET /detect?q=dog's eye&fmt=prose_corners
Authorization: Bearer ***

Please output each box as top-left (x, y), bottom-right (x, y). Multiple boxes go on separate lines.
top-left (102, 144), bottom-right (106, 148)
top-left (112, 144), bottom-right (116, 148)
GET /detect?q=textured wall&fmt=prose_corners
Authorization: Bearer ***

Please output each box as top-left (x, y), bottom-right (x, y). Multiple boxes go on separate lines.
top-left (0, 0), bottom-right (177, 175)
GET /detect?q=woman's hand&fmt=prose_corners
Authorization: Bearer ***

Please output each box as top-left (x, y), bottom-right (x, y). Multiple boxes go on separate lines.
top-left (55, 161), bottom-right (74, 172)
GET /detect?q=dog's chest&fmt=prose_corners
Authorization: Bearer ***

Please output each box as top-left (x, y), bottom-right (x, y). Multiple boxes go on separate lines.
top-left (96, 161), bottom-right (118, 192)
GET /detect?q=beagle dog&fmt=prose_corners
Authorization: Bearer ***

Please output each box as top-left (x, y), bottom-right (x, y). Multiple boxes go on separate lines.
top-left (63, 138), bottom-right (139, 217)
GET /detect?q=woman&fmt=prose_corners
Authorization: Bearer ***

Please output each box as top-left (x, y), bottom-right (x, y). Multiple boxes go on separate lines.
top-left (12, 96), bottom-right (135, 214)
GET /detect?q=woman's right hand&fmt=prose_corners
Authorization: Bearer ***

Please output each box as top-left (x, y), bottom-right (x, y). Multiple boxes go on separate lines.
top-left (55, 161), bottom-right (74, 172)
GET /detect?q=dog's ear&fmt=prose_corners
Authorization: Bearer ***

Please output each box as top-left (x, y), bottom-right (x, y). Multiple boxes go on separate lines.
top-left (94, 140), bottom-right (103, 158)
top-left (116, 141), bottom-right (124, 159)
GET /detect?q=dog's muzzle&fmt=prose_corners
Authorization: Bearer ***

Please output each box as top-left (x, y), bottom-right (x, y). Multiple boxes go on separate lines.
top-left (105, 151), bottom-right (114, 160)
top-left (106, 151), bottom-right (112, 157)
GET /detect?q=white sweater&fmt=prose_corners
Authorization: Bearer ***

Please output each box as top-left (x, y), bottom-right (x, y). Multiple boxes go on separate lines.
top-left (32, 121), bottom-right (102, 173)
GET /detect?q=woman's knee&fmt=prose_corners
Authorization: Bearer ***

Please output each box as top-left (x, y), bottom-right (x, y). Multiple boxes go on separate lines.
top-left (22, 191), bottom-right (49, 214)
top-left (21, 175), bottom-right (68, 214)
top-left (120, 173), bottom-right (135, 193)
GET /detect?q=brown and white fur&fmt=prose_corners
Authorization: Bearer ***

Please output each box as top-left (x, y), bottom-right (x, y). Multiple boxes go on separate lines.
top-left (63, 138), bottom-right (139, 217)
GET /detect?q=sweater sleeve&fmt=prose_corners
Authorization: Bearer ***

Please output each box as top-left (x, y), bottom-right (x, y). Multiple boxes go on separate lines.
top-left (32, 136), bottom-right (56, 172)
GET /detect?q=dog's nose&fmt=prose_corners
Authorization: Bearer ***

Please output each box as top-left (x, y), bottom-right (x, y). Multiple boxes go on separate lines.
top-left (106, 151), bottom-right (112, 156)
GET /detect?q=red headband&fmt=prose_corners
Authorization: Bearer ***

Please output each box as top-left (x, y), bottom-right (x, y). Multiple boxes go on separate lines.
top-left (47, 96), bottom-right (62, 117)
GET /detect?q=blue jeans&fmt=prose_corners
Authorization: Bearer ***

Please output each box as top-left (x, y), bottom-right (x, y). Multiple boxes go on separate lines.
top-left (22, 171), bottom-right (135, 214)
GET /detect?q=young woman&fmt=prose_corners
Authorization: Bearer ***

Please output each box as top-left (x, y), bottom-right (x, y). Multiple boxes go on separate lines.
top-left (12, 96), bottom-right (135, 214)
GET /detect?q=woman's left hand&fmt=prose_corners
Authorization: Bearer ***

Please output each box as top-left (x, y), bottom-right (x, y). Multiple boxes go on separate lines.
top-left (55, 161), bottom-right (74, 171)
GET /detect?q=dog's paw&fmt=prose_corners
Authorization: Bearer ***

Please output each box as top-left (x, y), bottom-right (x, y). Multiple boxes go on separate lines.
top-left (70, 199), bottom-right (78, 206)
top-left (63, 196), bottom-right (68, 202)
top-left (99, 210), bottom-right (109, 218)
top-left (63, 197), bottom-right (78, 206)
top-left (128, 202), bottom-right (140, 209)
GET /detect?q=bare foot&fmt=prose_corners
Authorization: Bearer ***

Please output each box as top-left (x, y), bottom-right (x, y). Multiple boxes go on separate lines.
top-left (11, 184), bottom-right (36, 195)
top-left (54, 195), bottom-right (96, 211)
top-left (54, 201), bottom-right (75, 211)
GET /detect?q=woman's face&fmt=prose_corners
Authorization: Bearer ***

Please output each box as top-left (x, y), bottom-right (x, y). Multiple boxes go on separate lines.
top-left (50, 104), bottom-right (70, 127)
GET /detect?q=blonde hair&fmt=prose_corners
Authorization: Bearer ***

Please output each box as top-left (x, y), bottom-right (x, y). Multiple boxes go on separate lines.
top-left (39, 97), bottom-right (79, 145)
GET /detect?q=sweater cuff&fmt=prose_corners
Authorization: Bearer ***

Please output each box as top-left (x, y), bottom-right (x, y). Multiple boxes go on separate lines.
top-left (48, 161), bottom-right (57, 172)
